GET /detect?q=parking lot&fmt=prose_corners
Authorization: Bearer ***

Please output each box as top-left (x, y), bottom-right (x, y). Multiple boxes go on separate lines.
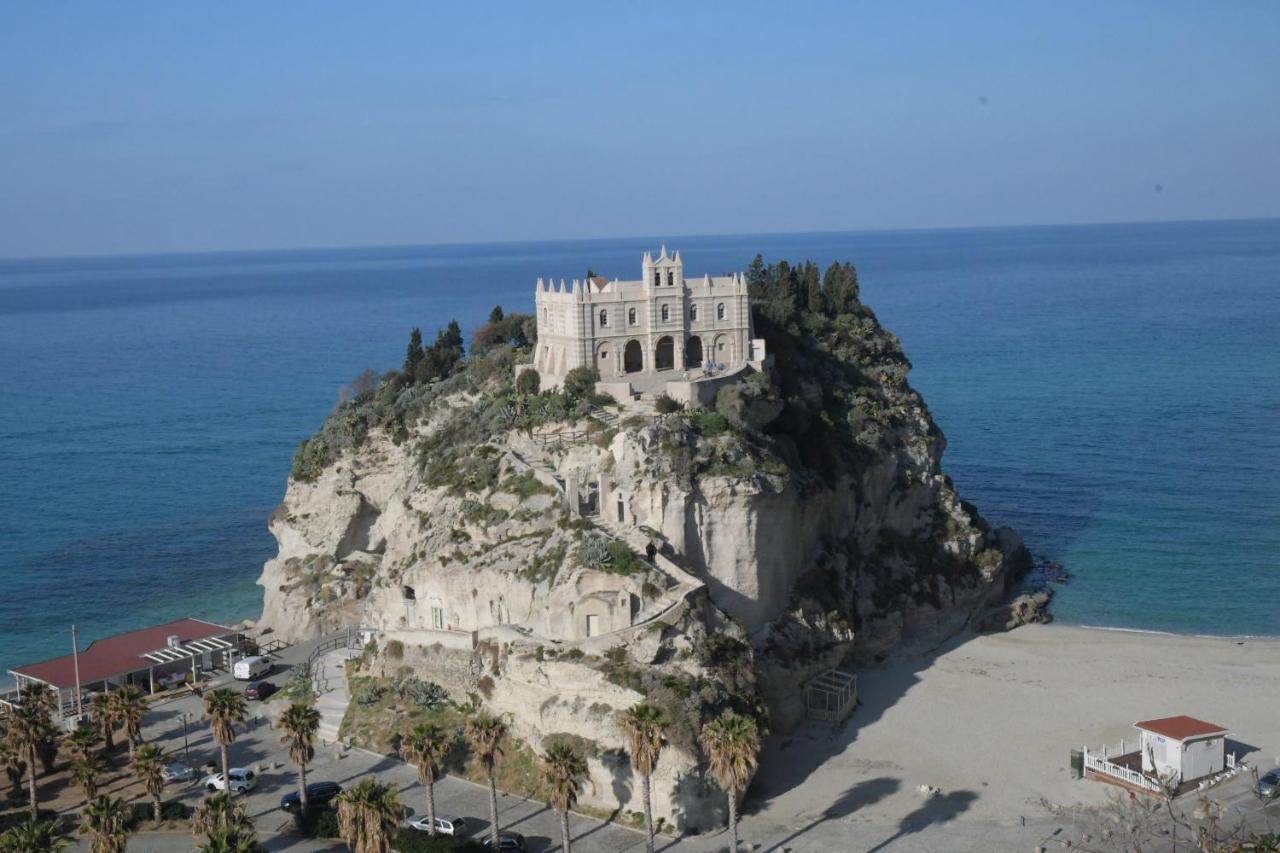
top-left (101, 637), bottom-right (660, 852)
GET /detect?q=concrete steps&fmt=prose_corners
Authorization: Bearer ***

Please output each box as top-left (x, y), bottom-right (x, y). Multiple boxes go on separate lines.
top-left (314, 650), bottom-right (353, 745)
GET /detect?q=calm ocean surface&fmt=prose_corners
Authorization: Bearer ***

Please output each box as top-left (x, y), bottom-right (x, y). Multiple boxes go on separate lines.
top-left (1, 221), bottom-right (1278, 671)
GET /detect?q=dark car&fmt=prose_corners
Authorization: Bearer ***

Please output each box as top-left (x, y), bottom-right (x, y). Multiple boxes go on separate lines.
top-left (244, 680), bottom-right (276, 701)
top-left (280, 781), bottom-right (343, 813)
top-left (489, 832), bottom-right (527, 852)
top-left (1258, 769), bottom-right (1280, 799)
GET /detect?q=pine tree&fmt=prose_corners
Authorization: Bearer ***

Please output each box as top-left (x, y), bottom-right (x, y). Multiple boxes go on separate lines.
top-left (745, 254), bottom-right (766, 291)
top-left (801, 261), bottom-right (822, 316)
top-left (403, 328), bottom-right (424, 376)
top-left (488, 305), bottom-right (504, 324)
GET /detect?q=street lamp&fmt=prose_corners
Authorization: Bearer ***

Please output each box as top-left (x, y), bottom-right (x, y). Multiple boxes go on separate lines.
top-left (179, 712), bottom-right (191, 763)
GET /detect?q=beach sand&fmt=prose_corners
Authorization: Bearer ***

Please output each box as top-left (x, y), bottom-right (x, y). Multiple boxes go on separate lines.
top-left (748, 624), bottom-right (1280, 830)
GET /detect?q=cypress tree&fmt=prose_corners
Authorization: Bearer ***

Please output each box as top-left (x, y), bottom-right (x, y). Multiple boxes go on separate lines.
top-left (488, 305), bottom-right (504, 324)
top-left (403, 327), bottom-right (424, 376)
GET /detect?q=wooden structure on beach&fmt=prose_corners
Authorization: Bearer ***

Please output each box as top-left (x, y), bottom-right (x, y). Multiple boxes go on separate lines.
top-left (805, 669), bottom-right (858, 723)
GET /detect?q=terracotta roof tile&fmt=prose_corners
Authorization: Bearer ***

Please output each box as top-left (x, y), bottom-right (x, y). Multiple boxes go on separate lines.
top-left (1134, 715), bottom-right (1227, 741)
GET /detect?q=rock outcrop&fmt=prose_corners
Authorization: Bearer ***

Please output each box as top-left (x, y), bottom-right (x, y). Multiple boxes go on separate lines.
top-left (256, 261), bottom-right (1030, 829)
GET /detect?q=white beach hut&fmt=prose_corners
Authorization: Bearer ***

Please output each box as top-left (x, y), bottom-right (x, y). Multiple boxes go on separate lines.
top-left (1135, 715), bottom-right (1227, 785)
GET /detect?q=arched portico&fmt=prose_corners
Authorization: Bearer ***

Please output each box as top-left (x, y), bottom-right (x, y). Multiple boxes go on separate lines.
top-left (655, 336), bottom-right (675, 371)
top-left (685, 335), bottom-right (703, 368)
top-left (623, 339), bottom-right (643, 373)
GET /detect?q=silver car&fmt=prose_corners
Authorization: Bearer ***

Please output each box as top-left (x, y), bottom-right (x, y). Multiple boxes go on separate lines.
top-left (161, 762), bottom-right (196, 783)
top-left (1258, 769), bottom-right (1280, 799)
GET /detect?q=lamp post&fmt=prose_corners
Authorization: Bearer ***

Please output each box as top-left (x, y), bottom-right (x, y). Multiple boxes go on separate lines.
top-left (179, 712), bottom-right (190, 763)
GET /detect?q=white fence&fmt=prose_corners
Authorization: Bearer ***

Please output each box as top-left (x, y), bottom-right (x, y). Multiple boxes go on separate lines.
top-left (1083, 745), bottom-right (1164, 794)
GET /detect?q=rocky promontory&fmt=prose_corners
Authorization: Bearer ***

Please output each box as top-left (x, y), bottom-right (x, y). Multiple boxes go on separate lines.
top-left (255, 257), bottom-right (1029, 830)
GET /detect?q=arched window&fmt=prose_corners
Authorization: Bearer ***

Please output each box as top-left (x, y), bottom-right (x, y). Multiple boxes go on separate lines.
top-left (667, 271), bottom-right (674, 286)
top-left (628, 307), bottom-right (637, 325)
top-left (653, 271), bottom-right (660, 287)
top-left (717, 302), bottom-right (726, 320)
top-left (690, 304), bottom-right (698, 321)
top-left (599, 309), bottom-right (608, 327)
top-left (661, 304), bottom-right (670, 321)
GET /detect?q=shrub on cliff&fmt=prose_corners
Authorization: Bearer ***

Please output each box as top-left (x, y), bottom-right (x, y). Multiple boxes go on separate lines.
top-left (515, 368), bottom-right (540, 395)
top-left (471, 307), bottom-right (535, 355)
top-left (562, 366), bottom-right (599, 399)
top-left (654, 394), bottom-right (681, 414)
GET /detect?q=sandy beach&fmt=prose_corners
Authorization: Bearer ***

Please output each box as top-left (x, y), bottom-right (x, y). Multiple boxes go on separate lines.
top-left (747, 624), bottom-right (1280, 833)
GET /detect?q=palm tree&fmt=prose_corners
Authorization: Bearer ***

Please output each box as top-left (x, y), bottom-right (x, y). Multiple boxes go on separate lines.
top-left (400, 722), bottom-right (449, 836)
top-left (79, 795), bottom-right (130, 853)
top-left (87, 693), bottom-right (115, 753)
top-left (65, 726), bottom-right (99, 761)
top-left (618, 703), bottom-right (669, 852)
top-left (192, 790), bottom-right (255, 840)
top-left (197, 823), bottom-right (263, 853)
top-left (701, 712), bottom-right (760, 853)
top-left (464, 713), bottom-right (508, 849)
top-left (72, 753), bottom-right (107, 802)
top-left (7, 685), bottom-right (56, 819)
top-left (541, 743), bottom-right (588, 853)
top-left (108, 686), bottom-right (147, 759)
top-left (276, 703), bottom-right (319, 813)
top-left (335, 778), bottom-right (401, 853)
top-left (0, 817), bottom-right (72, 852)
top-left (202, 688), bottom-right (246, 793)
top-left (0, 736), bottom-right (27, 797)
top-left (130, 743), bottom-right (167, 823)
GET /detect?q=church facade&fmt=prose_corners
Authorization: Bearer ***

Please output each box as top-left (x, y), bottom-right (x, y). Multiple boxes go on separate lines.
top-left (532, 248), bottom-right (759, 389)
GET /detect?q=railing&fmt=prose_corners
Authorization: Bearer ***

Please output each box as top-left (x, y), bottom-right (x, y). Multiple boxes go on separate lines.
top-left (259, 638), bottom-right (292, 657)
top-left (290, 633), bottom-right (350, 696)
top-left (1083, 748), bottom-right (1164, 793)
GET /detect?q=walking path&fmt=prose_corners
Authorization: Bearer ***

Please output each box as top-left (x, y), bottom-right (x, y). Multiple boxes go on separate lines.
top-left (314, 649), bottom-right (355, 745)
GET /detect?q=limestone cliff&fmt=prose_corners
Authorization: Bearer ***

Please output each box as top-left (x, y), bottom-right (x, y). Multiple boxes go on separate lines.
top-left (255, 260), bottom-right (1029, 829)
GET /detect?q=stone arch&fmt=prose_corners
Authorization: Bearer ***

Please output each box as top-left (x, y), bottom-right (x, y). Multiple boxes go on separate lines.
top-left (655, 336), bottom-right (675, 371)
top-left (685, 335), bottom-right (703, 368)
top-left (712, 333), bottom-right (730, 367)
top-left (623, 339), bottom-right (643, 373)
top-left (595, 341), bottom-right (613, 375)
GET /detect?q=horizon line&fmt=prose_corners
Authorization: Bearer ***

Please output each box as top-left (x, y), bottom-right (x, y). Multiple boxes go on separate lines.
top-left (2, 213), bottom-right (1277, 265)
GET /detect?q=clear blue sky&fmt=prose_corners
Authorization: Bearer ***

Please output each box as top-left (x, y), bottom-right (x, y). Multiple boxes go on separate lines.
top-left (2, 1), bottom-right (1277, 257)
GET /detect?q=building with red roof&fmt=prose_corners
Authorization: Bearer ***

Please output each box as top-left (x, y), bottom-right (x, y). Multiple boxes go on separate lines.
top-left (7, 618), bottom-right (240, 721)
top-left (1135, 715), bottom-right (1228, 785)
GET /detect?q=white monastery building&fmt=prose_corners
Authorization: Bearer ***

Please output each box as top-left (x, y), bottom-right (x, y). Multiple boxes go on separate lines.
top-left (531, 248), bottom-right (765, 401)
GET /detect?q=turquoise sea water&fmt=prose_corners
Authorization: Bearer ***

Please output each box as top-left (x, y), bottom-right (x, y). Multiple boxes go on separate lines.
top-left (1, 220), bottom-right (1277, 671)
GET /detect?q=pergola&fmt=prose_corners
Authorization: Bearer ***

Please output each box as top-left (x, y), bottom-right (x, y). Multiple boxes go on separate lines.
top-left (805, 669), bottom-right (858, 723)
top-left (141, 635), bottom-right (237, 681)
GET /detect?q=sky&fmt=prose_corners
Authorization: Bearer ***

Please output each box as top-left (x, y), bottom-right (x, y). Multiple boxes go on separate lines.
top-left (1, 1), bottom-right (1278, 258)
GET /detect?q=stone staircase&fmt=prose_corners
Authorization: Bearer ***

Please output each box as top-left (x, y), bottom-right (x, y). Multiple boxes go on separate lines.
top-left (314, 649), bottom-right (355, 745)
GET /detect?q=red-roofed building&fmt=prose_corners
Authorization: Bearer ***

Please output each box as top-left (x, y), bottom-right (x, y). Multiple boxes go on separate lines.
top-left (1135, 715), bottom-right (1228, 785)
top-left (7, 618), bottom-right (241, 721)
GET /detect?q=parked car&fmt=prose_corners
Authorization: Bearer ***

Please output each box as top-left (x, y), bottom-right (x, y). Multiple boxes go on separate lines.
top-left (203, 768), bottom-right (258, 794)
top-left (243, 680), bottom-right (276, 701)
top-left (233, 655), bottom-right (271, 680)
top-left (490, 831), bottom-right (527, 851)
top-left (161, 762), bottom-right (196, 783)
top-left (1258, 769), bottom-right (1280, 799)
top-left (280, 781), bottom-right (343, 813)
top-left (406, 814), bottom-right (468, 836)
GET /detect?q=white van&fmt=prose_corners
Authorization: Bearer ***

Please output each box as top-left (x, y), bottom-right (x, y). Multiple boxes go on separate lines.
top-left (232, 655), bottom-right (271, 680)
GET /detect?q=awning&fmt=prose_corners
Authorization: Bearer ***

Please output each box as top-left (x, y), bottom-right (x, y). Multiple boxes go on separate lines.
top-left (141, 636), bottom-right (235, 665)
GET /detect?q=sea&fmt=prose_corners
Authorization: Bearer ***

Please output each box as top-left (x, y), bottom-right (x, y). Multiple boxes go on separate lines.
top-left (1, 220), bottom-right (1277, 672)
